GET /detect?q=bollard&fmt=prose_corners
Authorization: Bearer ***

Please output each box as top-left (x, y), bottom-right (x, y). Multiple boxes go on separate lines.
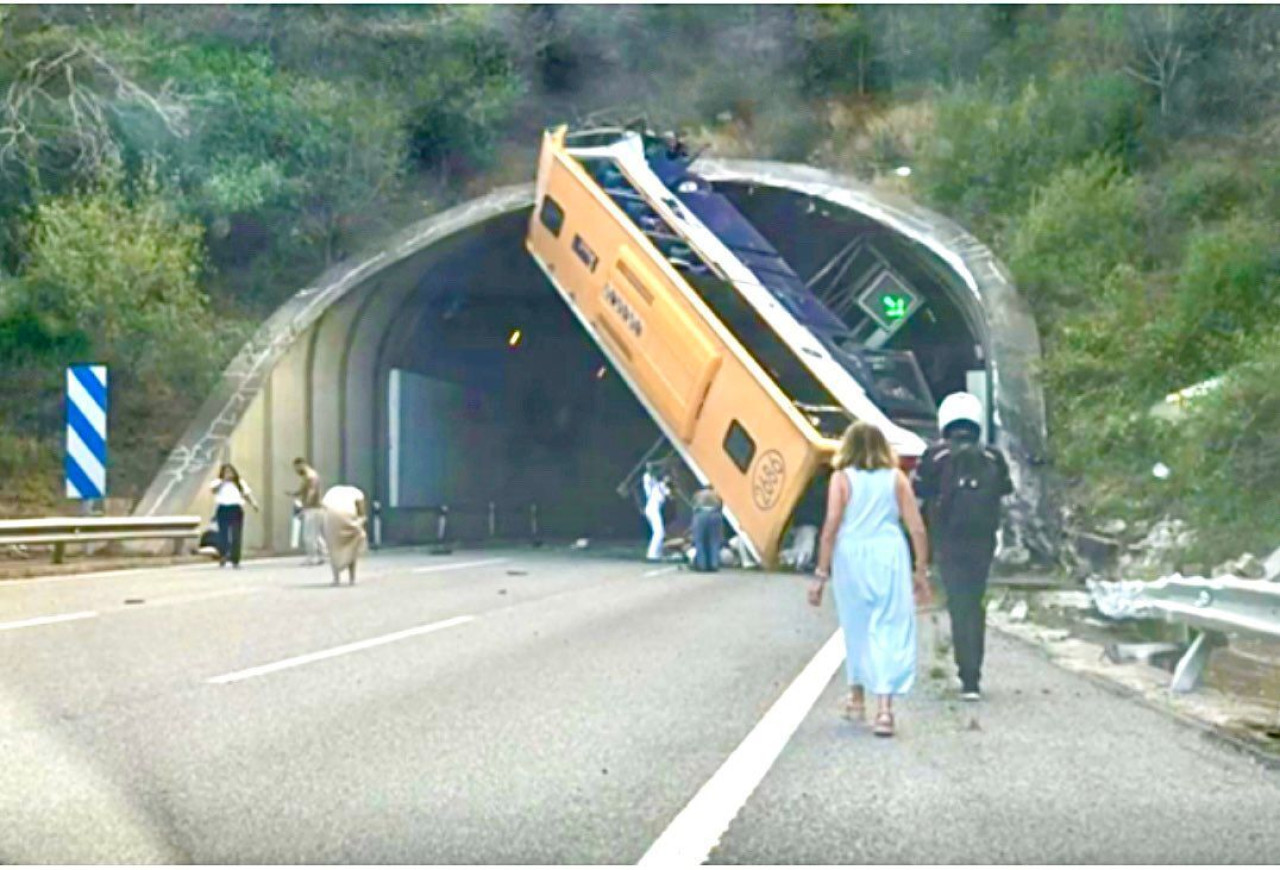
top-left (429, 505), bottom-right (453, 555)
top-left (488, 501), bottom-right (497, 538)
top-left (372, 500), bottom-right (382, 550)
top-left (530, 503), bottom-right (542, 548)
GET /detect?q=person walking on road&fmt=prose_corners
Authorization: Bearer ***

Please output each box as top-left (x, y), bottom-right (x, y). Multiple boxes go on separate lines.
top-left (689, 485), bottom-right (724, 572)
top-left (290, 457), bottom-right (327, 565)
top-left (912, 392), bottom-right (1013, 702)
top-left (210, 463), bottom-right (259, 569)
top-left (810, 421), bottom-right (931, 738)
top-left (642, 462), bottom-right (671, 561)
top-left (322, 484), bottom-right (367, 586)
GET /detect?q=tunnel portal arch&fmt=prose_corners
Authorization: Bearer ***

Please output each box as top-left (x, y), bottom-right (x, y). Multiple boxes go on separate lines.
top-left (136, 162), bottom-right (1052, 558)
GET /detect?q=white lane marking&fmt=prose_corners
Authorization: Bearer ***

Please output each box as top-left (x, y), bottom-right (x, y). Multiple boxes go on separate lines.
top-left (0, 610), bottom-right (99, 632)
top-left (643, 566), bottom-right (679, 577)
top-left (638, 630), bottom-right (846, 867)
top-left (411, 558), bottom-right (510, 575)
top-left (207, 615), bottom-right (476, 685)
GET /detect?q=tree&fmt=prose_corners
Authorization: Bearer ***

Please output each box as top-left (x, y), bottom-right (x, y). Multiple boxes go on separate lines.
top-left (16, 163), bottom-right (219, 378)
top-left (1121, 5), bottom-right (1192, 117)
top-left (0, 25), bottom-right (190, 189)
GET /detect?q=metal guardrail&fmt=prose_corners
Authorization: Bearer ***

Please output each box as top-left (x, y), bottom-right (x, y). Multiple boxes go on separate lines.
top-left (1088, 575), bottom-right (1280, 693)
top-left (385, 503), bottom-right (544, 553)
top-left (0, 516), bottom-right (203, 564)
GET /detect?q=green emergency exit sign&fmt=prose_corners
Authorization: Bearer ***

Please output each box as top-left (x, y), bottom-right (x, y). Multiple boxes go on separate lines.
top-left (856, 272), bottom-right (921, 333)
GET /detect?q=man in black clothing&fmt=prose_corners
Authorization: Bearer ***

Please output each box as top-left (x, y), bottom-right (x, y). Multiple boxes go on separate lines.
top-left (912, 392), bottom-right (1013, 701)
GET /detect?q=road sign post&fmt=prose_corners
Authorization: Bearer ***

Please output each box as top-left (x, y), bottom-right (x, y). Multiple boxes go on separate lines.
top-left (65, 364), bottom-right (108, 501)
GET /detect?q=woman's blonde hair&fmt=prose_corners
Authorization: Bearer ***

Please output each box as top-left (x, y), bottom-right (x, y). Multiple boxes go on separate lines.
top-left (831, 421), bottom-right (898, 471)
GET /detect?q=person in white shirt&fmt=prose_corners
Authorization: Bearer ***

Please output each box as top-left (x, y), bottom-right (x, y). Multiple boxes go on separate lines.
top-left (642, 463), bottom-right (671, 561)
top-left (210, 463), bottom-right (259, 568)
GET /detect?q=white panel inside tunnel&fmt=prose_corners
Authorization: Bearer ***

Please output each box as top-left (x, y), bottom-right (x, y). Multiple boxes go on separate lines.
top-left (966, 369), bottom-right (990, 441)
top-left (388, 367), bottom-right (399, 508)
top-left (390, 368), bottom-right (468, 509)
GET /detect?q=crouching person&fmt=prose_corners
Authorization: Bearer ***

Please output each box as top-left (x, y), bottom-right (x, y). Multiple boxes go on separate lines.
top-left (689, 486), bottom-right (724, 572)
top-left (322, 484), bottom-right (368, 586)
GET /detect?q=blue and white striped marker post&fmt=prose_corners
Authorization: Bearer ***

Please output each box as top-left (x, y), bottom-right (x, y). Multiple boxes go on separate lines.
top-left (65, 364), bottom-right (108, 500)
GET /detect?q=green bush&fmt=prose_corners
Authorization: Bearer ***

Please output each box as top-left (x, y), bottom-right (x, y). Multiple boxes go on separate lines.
top-left (1004, 155), bottom-right (1145, 323)
top-left (1166, 327), bottom-right (1280, 563)
top-left (1162, 158), bottom-right (1252, 223)
top-left (0, 431), bottom-right (60, 514)
top-left (918, 72), bottom-right (1148, 234)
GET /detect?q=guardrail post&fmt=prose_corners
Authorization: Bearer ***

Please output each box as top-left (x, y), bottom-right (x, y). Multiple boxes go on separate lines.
top-left (52, 542), bottom-right (65, 565)
top-left (488, 502), bottom-right (497, 538)
top-left (530, 503), bottom-right (539, 538)
top-left (1170, 629), bottom-right (1227, 693)
top-left (372, 501), bottom-right (382, 550)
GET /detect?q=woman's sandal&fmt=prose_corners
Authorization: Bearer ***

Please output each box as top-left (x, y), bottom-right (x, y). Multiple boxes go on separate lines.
top-left (843, 694), bottom-right (866, 721)
top-left (873, 711), bottom-right (895, 738)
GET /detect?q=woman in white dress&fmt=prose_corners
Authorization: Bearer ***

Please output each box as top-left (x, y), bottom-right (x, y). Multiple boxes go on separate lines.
top-left (809, 422), bottom-right (931, 737)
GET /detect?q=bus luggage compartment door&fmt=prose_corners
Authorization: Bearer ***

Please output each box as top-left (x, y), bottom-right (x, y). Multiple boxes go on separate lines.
top-left (595, 247), bottom-right (722, 443)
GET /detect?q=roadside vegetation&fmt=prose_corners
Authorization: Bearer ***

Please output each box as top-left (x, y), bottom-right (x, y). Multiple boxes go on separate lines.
top-left (1, 5), bottom-right (1277, 565)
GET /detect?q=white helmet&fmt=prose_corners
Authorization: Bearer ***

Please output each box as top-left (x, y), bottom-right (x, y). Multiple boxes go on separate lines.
top-left (937, 392), bottom-right (984, 435)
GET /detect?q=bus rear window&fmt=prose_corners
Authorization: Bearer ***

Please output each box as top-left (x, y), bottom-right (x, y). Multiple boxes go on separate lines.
top-left (539, 196), bottom-right (565, 237)
top-left (724, 420), bottom-right (756, 473)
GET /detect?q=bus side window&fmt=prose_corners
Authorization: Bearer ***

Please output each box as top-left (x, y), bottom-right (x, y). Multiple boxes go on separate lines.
top-left (539, 197), bottom-right (565, 237)
top-left (723, 420), bottom-right (756, 473)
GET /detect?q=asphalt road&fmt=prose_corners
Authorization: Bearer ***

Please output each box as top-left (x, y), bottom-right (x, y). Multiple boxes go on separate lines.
top-left (1, 547), bottom-right (1277, 863)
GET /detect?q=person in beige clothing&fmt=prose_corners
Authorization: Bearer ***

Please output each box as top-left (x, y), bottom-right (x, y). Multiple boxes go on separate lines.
top-left (322, 484), bottom-right (367, 586)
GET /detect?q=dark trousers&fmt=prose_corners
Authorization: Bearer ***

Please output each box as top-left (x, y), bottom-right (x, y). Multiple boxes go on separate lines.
top-left (690, 508), bottom-right (723, 572)
top-left (215, 504), bottom-right (245, 566)
top-left (937, 539), bottom-right (995, 691)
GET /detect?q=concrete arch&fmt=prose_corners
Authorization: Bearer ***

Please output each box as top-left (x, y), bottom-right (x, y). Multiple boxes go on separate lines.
top-left (137, 163), bottom-right (1052, 558)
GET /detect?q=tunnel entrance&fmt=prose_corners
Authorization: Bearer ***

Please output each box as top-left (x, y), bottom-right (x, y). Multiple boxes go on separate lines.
top-left (374, 191), bottom-right (984, 548)
top-left (143, 161), bottom-right (1050, 561)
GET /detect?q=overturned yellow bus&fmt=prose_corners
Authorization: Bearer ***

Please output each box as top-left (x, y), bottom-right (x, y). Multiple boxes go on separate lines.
top-left (525, 125), bottom-right (932, 566)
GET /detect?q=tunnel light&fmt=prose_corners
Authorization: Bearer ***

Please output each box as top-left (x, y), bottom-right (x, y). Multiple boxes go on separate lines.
top-left (895, 166), bottom-right (912, 177)
top-left (595, 366), bottom-right (608, 380)
top-left (508, 329), bottom-right (522, 348)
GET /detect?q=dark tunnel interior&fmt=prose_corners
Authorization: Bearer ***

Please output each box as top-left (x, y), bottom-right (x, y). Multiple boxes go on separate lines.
top-left (377, 188), bottom-right (983, 545)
